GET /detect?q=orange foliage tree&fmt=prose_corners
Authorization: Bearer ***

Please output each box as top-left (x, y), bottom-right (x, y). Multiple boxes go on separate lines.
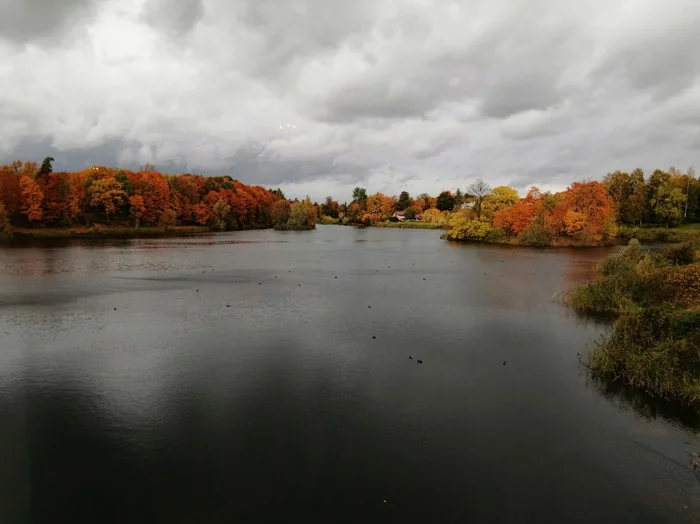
top-left (19, 175), bottom-right (44, 222)
top-left (557, 181), bottom-right (617, 244)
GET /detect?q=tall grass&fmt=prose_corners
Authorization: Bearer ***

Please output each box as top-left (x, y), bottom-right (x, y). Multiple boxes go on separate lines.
top-left (569, 239), bottom-right (700, 404)
top-left (619, 225), bottom-right (700, 244)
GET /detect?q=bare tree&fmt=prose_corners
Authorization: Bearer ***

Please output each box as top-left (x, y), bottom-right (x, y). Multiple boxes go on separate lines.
top-left (468, 178), bottom-right (491, 218)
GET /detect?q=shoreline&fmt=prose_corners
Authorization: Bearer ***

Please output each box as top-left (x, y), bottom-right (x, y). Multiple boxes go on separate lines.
top-left (4, 225), bottom-right (211, 241)
top-left (3, 222), bottom-right (699, 246)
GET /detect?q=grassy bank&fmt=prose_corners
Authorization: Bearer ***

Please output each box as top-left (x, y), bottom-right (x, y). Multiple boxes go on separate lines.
top-left (619, 224), bottom-right (700, 244)
top-left (8, 225), bottom-right (210, 240)
top-left (568, 239), bottom-right (700, 404)
top-left (373, 221), bottom-right (446, 230)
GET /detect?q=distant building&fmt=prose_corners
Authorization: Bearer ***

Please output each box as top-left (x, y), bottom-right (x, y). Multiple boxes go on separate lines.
top-left (392, 210), bottom-right (406, 221)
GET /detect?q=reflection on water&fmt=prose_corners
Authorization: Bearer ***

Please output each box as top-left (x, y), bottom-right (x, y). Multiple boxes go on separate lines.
top-left (588, 373), bottom-right (700, 429)
top-left (1, 226), bottom-right (699, 523)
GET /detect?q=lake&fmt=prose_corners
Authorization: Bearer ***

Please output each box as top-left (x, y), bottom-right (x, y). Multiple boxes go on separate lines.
top-left (1, 225), bottom-right (699, 523)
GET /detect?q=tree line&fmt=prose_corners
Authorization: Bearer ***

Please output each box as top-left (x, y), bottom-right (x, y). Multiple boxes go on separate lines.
top-left (312, 167), bottom-right (698, 246)
top-left (1, 159), bottom-right (697, 243)
top-left (0, 159), bottom-right (318, 234)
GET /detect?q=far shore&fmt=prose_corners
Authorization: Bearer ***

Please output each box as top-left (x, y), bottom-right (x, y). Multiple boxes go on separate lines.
top-left (3, 222), bottom-right (699, 246)
top-left (6, 225), bottom-right (211, 241)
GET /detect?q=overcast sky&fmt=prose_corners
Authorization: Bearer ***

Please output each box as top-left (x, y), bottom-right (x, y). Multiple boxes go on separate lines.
top-left (1, 0), bottom-right (699, 201)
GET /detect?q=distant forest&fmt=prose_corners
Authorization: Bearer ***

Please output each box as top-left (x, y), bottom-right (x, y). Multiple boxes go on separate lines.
top-left (0, 158), bottom-right (698, 245)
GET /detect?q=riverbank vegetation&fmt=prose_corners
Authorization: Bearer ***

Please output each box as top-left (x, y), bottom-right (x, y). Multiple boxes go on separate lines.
top-left (445, 181), bottom-right (618, 246)
top-left (0, 159), bottom-right (316, 238)
top-left (273, 197), bottom-right (317, 230)
top-left (9, 225), bottom-right (209, 239)
top-left (618, 224), bottom-right (700, 244)
top-left (569, 239), bottom-right (700, 404)
top-left (312, 167), bottom-right (698, 247)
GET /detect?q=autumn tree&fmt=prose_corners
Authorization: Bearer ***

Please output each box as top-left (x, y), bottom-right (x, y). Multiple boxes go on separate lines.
top-left (647, 170), bottom-right (685, 226)
top-left (89, 177), bottom-right (127, 221)
top-left (129, 195), bottom-right (146, 229)
top-left (128, 171), bottom-right (170, 225)
top-left (41, 172), bottom-right (69, 224)
top-left (285, 197), bottom-right (317, 229)
top-left (210, 198), bottom-right (231, 230)
top-left (494, 187), bottom-right (542, 234)
top-left (416, 193), bottom-right (436, 212)
top-left (0, 202), bottom-right (12, 238)
top-left (365, 193), bottom-right (396, 221)
top-left (422, 208), bottom-right (447, 225)
top-left (651, 184), bottom-right (685, 227)
top-left (0, 162), bottom-right (22, 218)
top-left (17, 161), bottom-right (38, 178)
top-left (193, 201), bottom-right (211, 225)
top-left (272, 199), bottom-right (291, 224)
top-left (19, 175), bottom-right (44, 223)
top-left (67, 172), bottom-right (91, 225)
top-left (481, 186), bottom-right (520, 221)
top-left (366, 193), bottom-right (385, 219)
top-left (559, 181), bottom-right (616, 244)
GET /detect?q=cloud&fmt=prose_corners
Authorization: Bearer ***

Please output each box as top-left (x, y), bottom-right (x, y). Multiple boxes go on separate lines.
top-left (0, 0), bottom-right (103, 45)
top-left (1, 0), bottom-right (700, 201)
top-left (140, 0), bottom-right (204, 37)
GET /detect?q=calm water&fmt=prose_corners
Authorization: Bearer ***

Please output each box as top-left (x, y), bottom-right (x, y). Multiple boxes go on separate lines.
top-left (1, 226), bottom-right (699, 523)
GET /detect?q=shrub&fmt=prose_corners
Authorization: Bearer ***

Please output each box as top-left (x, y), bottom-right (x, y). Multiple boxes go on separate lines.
top-left (661, 242), bottom-right (696, 265)
top-left (572, 237), bottom-right (700, 404)
top-left (485, 227), bottom-right (507, 243)
top-left (446, 216), bottom-right (493, 241)
top-left (319, 215), bottom-right (340, 225)
top-left (664, 265), bottom-right (700, 308)
top-left (517, 222), bottom-right (551, 246)
top-left (590, 310), bottom-right (700, 403)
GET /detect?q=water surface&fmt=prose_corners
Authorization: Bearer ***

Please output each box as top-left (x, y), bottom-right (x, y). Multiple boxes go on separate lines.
top-left (1, 226), bottom-right (699, 523)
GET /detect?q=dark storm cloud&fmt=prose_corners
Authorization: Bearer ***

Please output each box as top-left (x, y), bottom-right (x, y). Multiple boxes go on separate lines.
top-left (8, 137), bottom-right (130, 171)
top-left (9, 136), bottom-right (359, 187)
top-left (0, 0), bottom-right (102, 44)
top-left (228, 156), bottom-right (363, 187)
